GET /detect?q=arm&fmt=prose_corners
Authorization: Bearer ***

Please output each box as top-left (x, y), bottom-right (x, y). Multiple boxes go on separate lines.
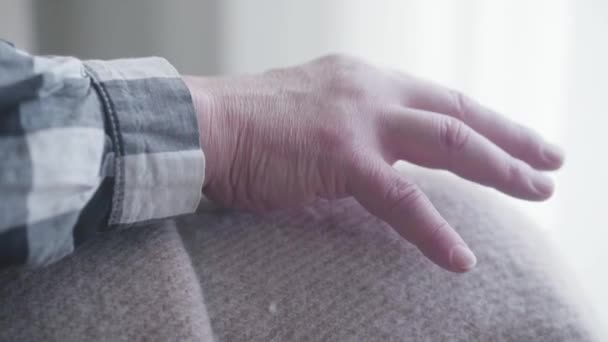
top-left (0, 41), bottom-right (204, 268)
top-left (1, 43), bottom-right (562, 272)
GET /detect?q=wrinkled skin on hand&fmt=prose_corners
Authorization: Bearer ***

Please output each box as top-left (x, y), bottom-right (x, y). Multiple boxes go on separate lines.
top-left (183, 54), bottom-right (564, 273)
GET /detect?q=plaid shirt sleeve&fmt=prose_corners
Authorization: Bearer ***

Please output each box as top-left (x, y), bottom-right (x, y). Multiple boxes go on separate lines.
top-left (0, 41), bottom-right (205, 269)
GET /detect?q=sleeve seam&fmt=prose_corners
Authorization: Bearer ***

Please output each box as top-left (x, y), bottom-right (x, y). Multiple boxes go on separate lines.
top-left (84, 66), bottom-right (125, 229)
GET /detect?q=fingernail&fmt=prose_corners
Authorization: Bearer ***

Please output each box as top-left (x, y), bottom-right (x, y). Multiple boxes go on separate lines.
top-left (450, 245), bottom-right (477, 272)
top-left (542, 143), bottom-right (565, 167)
top-left (532, 174), bottom-right (554, 198)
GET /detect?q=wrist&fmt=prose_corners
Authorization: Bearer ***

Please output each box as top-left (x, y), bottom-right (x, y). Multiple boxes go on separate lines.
top-left (182, 75), bottom-right (219, 190)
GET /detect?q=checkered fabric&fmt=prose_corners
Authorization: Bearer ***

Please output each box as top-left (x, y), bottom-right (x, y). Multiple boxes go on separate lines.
top-left (0, 40), bottom-right (205, 268)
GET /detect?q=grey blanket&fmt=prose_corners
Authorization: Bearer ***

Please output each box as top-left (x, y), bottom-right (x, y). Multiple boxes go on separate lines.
top-left (0, 165), bottom-right (601, 341)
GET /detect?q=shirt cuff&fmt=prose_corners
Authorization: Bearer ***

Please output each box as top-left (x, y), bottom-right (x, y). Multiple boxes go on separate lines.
top-left (85, 57), bottom-right (204, 226)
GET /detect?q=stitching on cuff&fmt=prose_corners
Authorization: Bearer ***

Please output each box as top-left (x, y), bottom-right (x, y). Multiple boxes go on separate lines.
top-left (85, 66), bottom-right (125, 229)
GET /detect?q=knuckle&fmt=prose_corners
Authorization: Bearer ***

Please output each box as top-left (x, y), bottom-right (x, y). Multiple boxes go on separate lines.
top-left (317, 122), bottom-right (352, 152)
top-left (448, 89), bottom-right (469, 121)
top-left (319, 54), bottom-right (372, 101)
top-left (323, 53), bottom-right (347, 64)
top-left (384, 180), bottom-right (424, 212)
top-left (438, 117), bottom-right (471, 152)
top-left (329, 71), bottom-right (365, 100)
top-left (315, 109), bottom-right (357, 153)
top-left (333, 80), bottom-right (366, 101)
top-left (319, 53), bottom-right (359, 66)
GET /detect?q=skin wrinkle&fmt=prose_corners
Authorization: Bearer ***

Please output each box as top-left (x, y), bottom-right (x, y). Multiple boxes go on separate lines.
top-left (227, 120), bottom-right (242, 209)
top-left (182, 53), bottom-right (564, 273)
top-left (448, 89), bottom-right (470, 123)
top-left (437, 116), bottom-right (472, 154)
top-left (382, 179), bottom-right (424, 231)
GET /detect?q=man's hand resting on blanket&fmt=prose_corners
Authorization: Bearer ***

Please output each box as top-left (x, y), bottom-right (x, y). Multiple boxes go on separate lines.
top-left (182, 54), bottom-right (564, 273)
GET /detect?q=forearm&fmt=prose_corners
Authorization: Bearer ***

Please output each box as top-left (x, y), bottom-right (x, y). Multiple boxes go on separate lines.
top-left (0, 41), bottom-right (205, 268)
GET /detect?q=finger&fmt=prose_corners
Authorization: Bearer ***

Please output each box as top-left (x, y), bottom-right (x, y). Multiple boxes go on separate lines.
top-left (348, 158), bottom-right (476, 273)
top-left (380, 108), bottom-right (555, 201)
top-left (397, 74), bottom-right (564, 170)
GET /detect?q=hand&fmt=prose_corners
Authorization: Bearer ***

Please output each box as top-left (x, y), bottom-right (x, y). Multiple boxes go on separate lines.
top-left (183, 54), bottom-right (564, 273)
